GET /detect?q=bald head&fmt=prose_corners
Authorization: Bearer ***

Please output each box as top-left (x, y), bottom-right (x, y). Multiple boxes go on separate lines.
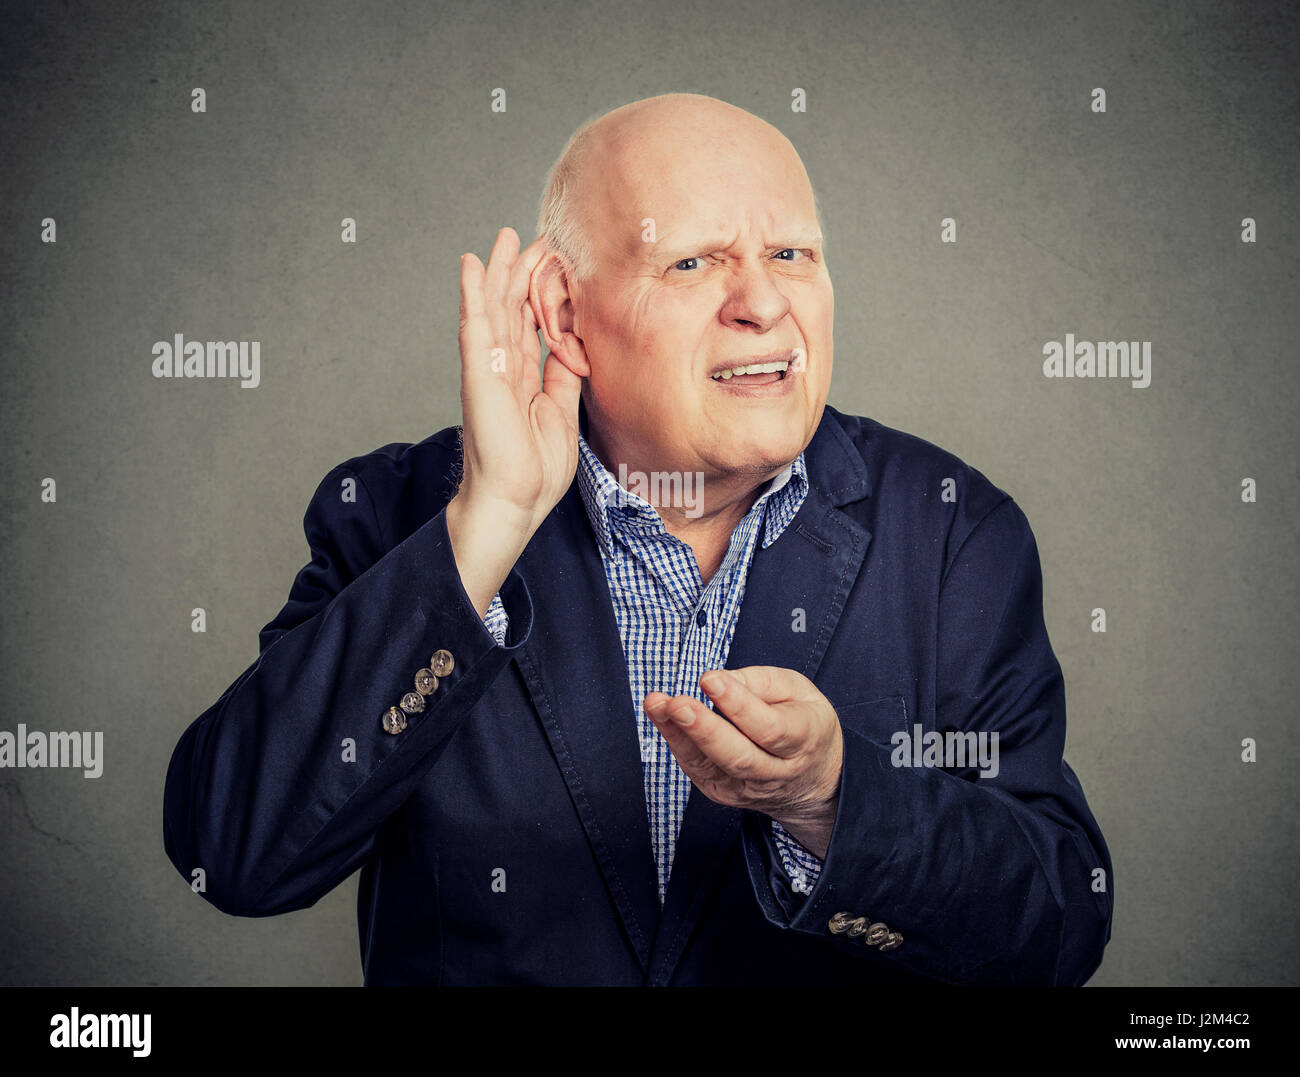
top-left (537, 93), bottom-right (822, 282)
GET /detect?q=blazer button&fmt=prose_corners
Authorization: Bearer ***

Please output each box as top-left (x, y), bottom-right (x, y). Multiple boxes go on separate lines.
top-left (414, 668), bottom-right (439, 695)
top-left (844, 917), bottom-right (870, 939)
top-left (827, 911), bottom-right (857, 935)
top-left (863, 922), bottom-right (890, 947)
top-left (400, 691), bottom-right (426, 715)
top-left (430, 650), bottom-right (454, 677)
top-left (382, 706), bottom-right (407, 734)
top-left (878, 932), bottom-right (904, 952)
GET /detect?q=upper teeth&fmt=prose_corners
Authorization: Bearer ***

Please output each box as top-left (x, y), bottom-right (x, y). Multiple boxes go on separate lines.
top-left (712, 360), bottom-right (790, 380)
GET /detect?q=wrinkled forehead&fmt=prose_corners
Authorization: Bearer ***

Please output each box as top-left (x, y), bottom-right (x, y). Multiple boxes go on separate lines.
top-left (582, 120), bottom-right (820, 260)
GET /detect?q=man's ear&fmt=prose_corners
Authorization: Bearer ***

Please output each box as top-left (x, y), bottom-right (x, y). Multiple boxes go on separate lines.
top-left (529, 248), bottom-right (591, 378)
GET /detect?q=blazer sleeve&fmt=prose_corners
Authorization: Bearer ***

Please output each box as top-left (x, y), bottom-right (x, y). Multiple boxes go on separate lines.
top-left (162, 463), bottom-right (533, 917)
top-left (741, 497), bottom-right (1114, 985)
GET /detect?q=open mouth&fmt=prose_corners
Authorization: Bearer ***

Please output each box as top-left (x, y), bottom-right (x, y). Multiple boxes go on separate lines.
top-left (710, 358), bottom-right (792, 386)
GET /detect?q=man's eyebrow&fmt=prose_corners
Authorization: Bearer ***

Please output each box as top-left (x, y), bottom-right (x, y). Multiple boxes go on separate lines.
top-left (645, 232), bottom-right (824, 259)
top-left (770, 231), bottom-right (824, 247)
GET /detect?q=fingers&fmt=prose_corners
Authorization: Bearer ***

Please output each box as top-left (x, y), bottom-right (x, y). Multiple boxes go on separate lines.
top-left (645, 693), bottom-right (769, 777)
top-left (482, 227), bottom-right (519, 301)
top-left (507, 236), bottom-right (548, 327)
top-left (458, 252), bottom-right (494, 399)
top-left (458, 230), bottom-right (579, 494)
top-left (461, 229), bottom-right (545, 395)
top-left (696, 665), bottom-right (795, 759)
top-left (482, 228), bottom-right (520, 364)
top-left (510, 239), bottom-right (547, 366)
top-left (717, 665), bottom-right (818, 706)
top-left (484, 229), bottom-right (547, 348)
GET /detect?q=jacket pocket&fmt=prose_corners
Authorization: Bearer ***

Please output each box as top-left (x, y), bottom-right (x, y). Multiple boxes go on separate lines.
top-left (832, 694), bottom-right (909, 748)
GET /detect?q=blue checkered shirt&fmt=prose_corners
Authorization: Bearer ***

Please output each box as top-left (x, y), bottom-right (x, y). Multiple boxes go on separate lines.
top-left (482, 435), bottom-right (824, 904)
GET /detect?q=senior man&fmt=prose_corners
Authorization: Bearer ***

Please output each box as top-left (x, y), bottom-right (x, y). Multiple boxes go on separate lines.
top-left (164, 93), bottom-right (1113, 986)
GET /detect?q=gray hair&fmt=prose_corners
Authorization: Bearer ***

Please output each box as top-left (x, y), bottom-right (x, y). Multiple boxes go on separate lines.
top-left (536, 113), bottom-right (604, 283)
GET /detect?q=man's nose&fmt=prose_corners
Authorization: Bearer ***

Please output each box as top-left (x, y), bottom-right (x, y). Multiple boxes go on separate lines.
top-left (718, 260), bottom-right (791, 331)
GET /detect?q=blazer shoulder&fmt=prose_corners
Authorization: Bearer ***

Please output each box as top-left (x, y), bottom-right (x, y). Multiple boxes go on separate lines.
top-left (823, 404), bottom-right (1024, 568)
top-left (311, 424), bottom-right (465, 551)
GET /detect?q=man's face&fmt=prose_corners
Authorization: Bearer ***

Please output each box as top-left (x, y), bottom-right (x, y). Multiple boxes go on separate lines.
top-left (570, 118), bottom-right (833, 487)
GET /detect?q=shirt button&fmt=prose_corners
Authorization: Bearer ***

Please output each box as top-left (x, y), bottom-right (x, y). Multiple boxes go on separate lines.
top-left (695, 608), bottom-right (707, 626)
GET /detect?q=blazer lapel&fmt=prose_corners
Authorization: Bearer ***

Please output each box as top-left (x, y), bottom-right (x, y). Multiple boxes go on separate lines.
top-left (647, 406), bottom-right (874, 984)
top-left (513, 480), bottom-right (661, 972)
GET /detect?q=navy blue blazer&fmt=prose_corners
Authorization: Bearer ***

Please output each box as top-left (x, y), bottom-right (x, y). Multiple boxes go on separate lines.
top-left (163, 402), bottom-right (1113, 985)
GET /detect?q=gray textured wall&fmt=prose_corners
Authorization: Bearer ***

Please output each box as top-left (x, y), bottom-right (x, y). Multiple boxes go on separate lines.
top-left (1, 0), bottom-right (1296, 986)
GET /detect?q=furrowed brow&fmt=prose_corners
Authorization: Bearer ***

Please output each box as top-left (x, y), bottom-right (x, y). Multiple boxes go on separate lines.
top-left (780, 231), bottom-right (823, 248)
top-left (647, 232), bottom-right (823, 262)
top-left (646, 237), bottom-right (733, 262)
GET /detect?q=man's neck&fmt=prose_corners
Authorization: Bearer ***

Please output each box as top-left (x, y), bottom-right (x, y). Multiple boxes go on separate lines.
top-left (586, 428), bottom-right (781, 583)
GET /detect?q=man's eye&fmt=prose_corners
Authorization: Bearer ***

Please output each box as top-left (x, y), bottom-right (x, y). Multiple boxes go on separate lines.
top-left (672, 255), bottom-right (708, 271)
top-left (774, 248), bottom-right (809, 261)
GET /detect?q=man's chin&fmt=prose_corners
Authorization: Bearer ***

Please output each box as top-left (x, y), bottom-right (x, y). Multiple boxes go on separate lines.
top-left (712, 416), bottom-right (809, 465)
top-left (713, 440), bottom-right (803, 482)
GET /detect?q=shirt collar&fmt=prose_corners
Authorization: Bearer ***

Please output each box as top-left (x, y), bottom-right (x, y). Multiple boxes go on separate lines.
top-left (575, 433), bottom-right (808, 556)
